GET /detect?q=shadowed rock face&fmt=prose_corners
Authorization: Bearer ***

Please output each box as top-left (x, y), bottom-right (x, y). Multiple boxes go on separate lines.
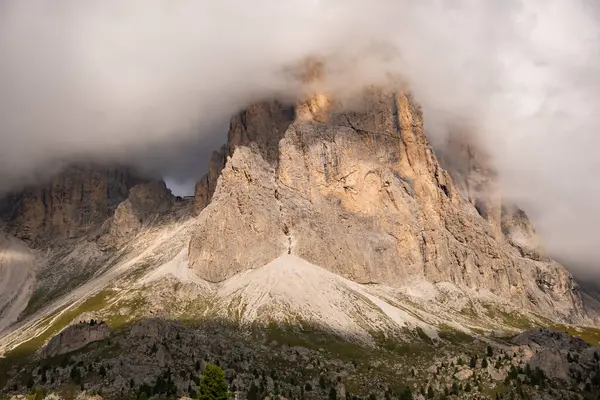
top-left (437, 131), bottom-right (548, 261)
top-left (193, 102), bottom-right (295, 215)
top-left (98, 180), bottom-right (175, 249)
top-left (6, 165), bottom-right (144, 245)
top-left (189, 87), bottom-right (585, 323)
top-left (194, 147), bottom-right (227, 215)
top-left (40, 320), bottom-right (109, 359)
top-left (0, 193), bottom-right (19, 223)
top-left (436, 131), bottom-right (503, 238)
top-left (514, 328), bottom-right (600, 384)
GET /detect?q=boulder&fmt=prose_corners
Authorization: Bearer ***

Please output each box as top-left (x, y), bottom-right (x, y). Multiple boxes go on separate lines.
top-left (528, 349), bottom-right (570, 382)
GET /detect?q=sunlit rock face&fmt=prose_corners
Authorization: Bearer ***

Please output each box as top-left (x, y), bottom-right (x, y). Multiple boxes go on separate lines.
top-left (189, 84), bottom-right (584, 323)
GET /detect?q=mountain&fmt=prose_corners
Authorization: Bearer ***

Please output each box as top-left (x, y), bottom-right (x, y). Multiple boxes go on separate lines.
top-left (0, 77), bottom-right (599, 399)
top-left (190, 87), bottom-right (587, 324)
top-left (4, 165), bottom-right (145, 245)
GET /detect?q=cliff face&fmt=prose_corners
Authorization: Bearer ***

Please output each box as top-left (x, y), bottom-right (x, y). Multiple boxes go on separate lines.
top-left (189, 87), bottom-right (584, 322)
top-left (98, 180), bottom-right (175, 249)
top-left (436, 131), bottom-right (503, 238)
top-left (40, 321), bottom-right (110, 359)
top-left (193, 102), bottom-right (296, 215)
top-left (6, 165), bottom-right (144, 244)
top-left (437, 132), bottom-right (548, 261)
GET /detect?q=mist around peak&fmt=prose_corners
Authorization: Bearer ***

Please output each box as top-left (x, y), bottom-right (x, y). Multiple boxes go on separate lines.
top-left (0, 0), bottom-right (599, 276)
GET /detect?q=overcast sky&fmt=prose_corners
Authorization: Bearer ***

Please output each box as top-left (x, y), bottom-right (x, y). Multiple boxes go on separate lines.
top-left (0, 0), bottom-right (599, 277)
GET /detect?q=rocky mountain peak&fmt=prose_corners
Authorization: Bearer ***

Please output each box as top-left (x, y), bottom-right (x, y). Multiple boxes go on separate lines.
top-left (292, 56), bottom-right (326, 84)
top-left (436, 130), bottom-right (502, 235)
top-left (193, 101), bottom-right (296, 214)
top-left (295, 93), bottom-right (333, 123)
top-left (187, 86), bottom-right (585, 323)
top-left (5, 165), bottom-right (145, 245)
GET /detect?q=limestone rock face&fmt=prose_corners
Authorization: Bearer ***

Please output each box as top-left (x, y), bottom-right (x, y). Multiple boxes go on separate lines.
top-left (125, 180), bottom-right (174, 220)
top-left (40, 321), bottom-right (109, 359)
top-left (0, 234), bottom-right (35, 332)
top-left (438, 132), bottom-right (548, 261)
top-left (0, 193), bottom-right (19, 223)
top-left (7, 166), bottom-right (143, 244)
top-left (501, 204), bottom-right (547, 261)
top-left (228, 101), bottom-right (296, 164)
top-left (99, 181), bottom-right (174, 249)
top-left (437, 131), bottom-right (502, 238)
top-left (194, 147), bottom-right (226, 214)
top-left (190, 146), bottom-right (286, 282)
top-left (189, 88), bottom-right (585, 322)
top-left (528, 349), bottom-right (570, 381)
top-left (193, 102), bottom-right (295, 215)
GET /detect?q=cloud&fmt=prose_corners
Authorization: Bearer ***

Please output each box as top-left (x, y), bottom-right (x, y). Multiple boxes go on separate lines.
top-left (0, 0), bottom-right (599, 276)
top-left (0, 0), bottom-right (345, 187)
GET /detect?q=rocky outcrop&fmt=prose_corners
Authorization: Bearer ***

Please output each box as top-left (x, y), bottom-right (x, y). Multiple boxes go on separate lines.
top-left (513, 328), bottom-right (589, 353)
top-left (189, 86), bottom-right (586, 323)
top-left (513, 328), bottom-right (600, 385)
top-left (126, 181), bottom-right (174, 216)
top-left (40, 320), bottom-right (109, 359)
top-left (193, 102), bottom-right (296, 215)
top-left (501, 204), bottom-right (547, 261)
top-left (7, 165), bottom-right (144, 245)
top-left (98, 181), bottom-right (175, 249)
top-left (453, 368), bottom-right (473, 381)
top-left (528, 349), bottom-right (570, 381)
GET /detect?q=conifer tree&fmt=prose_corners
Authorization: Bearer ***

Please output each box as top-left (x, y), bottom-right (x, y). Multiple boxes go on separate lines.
top-left (197, 363), bottom-right (230, 400)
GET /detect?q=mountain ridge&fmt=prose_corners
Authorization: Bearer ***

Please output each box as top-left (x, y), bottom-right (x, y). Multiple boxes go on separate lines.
top-left (0, 82), bottom-right (599, 399)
